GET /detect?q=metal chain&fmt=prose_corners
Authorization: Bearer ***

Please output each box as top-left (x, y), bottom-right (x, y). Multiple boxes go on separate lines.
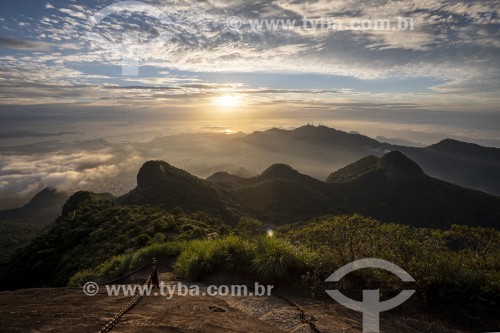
top-left (275, 294), bottom-right (322, 333)
top-left (98, 260), bottom-right (154, 286)
top-left (243, 283), bottom-right (323, 333)
top-left (97, 259), bottom-right (158, 333)
top-left (98, 291), bottom-right (144, 333)
top-left (94, 260), bottom-right (320, 333)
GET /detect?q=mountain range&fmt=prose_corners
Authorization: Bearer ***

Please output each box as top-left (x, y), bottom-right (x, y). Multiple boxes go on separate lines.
top-left (0, 188), bottom-right (68, 224)
top-left (2, 125), bottom-right (499, 251)
top-left (1, 125), bottom-right (499, 333)
top-left (0, 188), bottom-right (68, 261)
top-left (1, 125), bottom-right (500, 263)
top-left (120, 151), bottom-right (500, 229)
top-left (238, 125), bottom-right (500, 196)
top-left (1, 148), bottom-right (499, 291)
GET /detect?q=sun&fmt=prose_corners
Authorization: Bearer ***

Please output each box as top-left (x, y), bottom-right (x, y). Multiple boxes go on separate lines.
top-left (214, 94), bottom-right (242, 108)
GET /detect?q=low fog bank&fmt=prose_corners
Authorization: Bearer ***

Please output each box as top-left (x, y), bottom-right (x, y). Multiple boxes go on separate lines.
top-left (0, 132), bottom-right (373, 209)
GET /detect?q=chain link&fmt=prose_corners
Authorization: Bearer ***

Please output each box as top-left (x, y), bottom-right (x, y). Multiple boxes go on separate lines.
top-left (96, 259), bottom-right (158, 333)
top-left (93, 260), bottom-right (321, 333)
top-left (242, 282), bottom-right (323, 332)
top-left (98, 260), bottom-right (155, 286)
top-left (275, 294), bottom-right (322, 333)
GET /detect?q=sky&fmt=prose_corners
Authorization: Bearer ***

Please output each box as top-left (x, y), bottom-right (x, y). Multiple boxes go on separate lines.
top-left (0, 0), bottom-right (500, 203)
top-left (0, 0), bottom-right (498, 147)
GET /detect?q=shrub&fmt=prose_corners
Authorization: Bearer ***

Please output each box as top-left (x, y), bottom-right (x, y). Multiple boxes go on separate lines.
top-left (236, 217), bottom-right (265, 239)
top-left (252, 237), bottom-right (306, 284)
top-left (135, 233), bottom-right (152, 246)
top-left (422, 253), bottom-right (496, 304)
top-left (68, 269), bottom-right (97, 287)
top-left (175, 239), bottom-right (220, 280)
top-left (66, 213), bottom-right (499, 308)
top-left (98, 254), bottom-right (133, 278)
top-left (69, 241), bottom-right (185, 286)
top-left (175, 236), bottom-right (255, 280)
top-left (283, 215), bottom-right (500, 304)
top-left (220, 235), bottom-right (256, 274)
top-left (130, 242), bottom-right (184, 267)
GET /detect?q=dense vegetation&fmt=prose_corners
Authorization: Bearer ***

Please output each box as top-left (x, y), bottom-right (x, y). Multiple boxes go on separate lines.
top-left (0, 188), bottom-right (68, 261)
top-left (0, 191), bottom-right (228, 289)
top-left (0, 222), bottom-right (46, 261)
top-left (283, 215), bottom-right (500, 304)
top-left (69, 215), bottom-right (499, 310)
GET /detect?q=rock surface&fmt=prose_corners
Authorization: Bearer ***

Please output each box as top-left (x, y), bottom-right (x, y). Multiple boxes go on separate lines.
top-left (0, 272), bottom-right (467, 333)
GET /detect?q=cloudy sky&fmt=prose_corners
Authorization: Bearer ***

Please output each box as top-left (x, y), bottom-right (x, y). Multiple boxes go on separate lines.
top-left (0, 0), bottom-right (499, 202)
top-left (0, 0), bottom-right (498, 145)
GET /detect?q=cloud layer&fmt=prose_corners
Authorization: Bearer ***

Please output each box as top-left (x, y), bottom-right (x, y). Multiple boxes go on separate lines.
top-left (0, 0), bottom-right (498, 96)
top-left (0, 0), bottom-right (498, 204)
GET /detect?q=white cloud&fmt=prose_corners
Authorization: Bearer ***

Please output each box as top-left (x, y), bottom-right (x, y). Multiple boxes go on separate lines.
top-left (0, 0), bottom-right (496, 107)
top-left (58, 8), bottom-right (88, 20)
top-left (0, 150), bottom-right (141, 197)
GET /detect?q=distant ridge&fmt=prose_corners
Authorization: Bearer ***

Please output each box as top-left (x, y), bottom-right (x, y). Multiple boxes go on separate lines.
top-left (239, 125), bottom-right (500, 196)
top-left (242, 124), bottom-right (386, 150)
top-left (427, 138), bottom-right (500, 161)
top-left (112, 154), bottom-right (500, 229)
top-left (377, 151), bottom-right (425, 181)
top-left (0, 188), bottom-right (69, 261)
top-left (0, 187), bottom-right (68, 224)
top-left (121, 161), bottom-right (236, 220)
top-left (376, 136), bottom-right (425, 147)
top-left (326, 155), bottom-right (379, 183)
top-left (206, 172), bottom-right (245, 184)
top-left (260, 164), bottom-right (301, 180)
top-left (327, 152), bottom-right (424, 183)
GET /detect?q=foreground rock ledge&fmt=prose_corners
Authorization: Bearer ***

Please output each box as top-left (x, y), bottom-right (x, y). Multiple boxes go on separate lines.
top-left (0, 287), bottom-right (285, 333)
top-left (0, 285), bottom-right (467, 333)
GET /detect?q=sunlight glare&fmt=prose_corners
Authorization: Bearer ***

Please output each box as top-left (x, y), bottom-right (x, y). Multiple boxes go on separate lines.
top-left (214, 95), bottom-right (242, 108)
